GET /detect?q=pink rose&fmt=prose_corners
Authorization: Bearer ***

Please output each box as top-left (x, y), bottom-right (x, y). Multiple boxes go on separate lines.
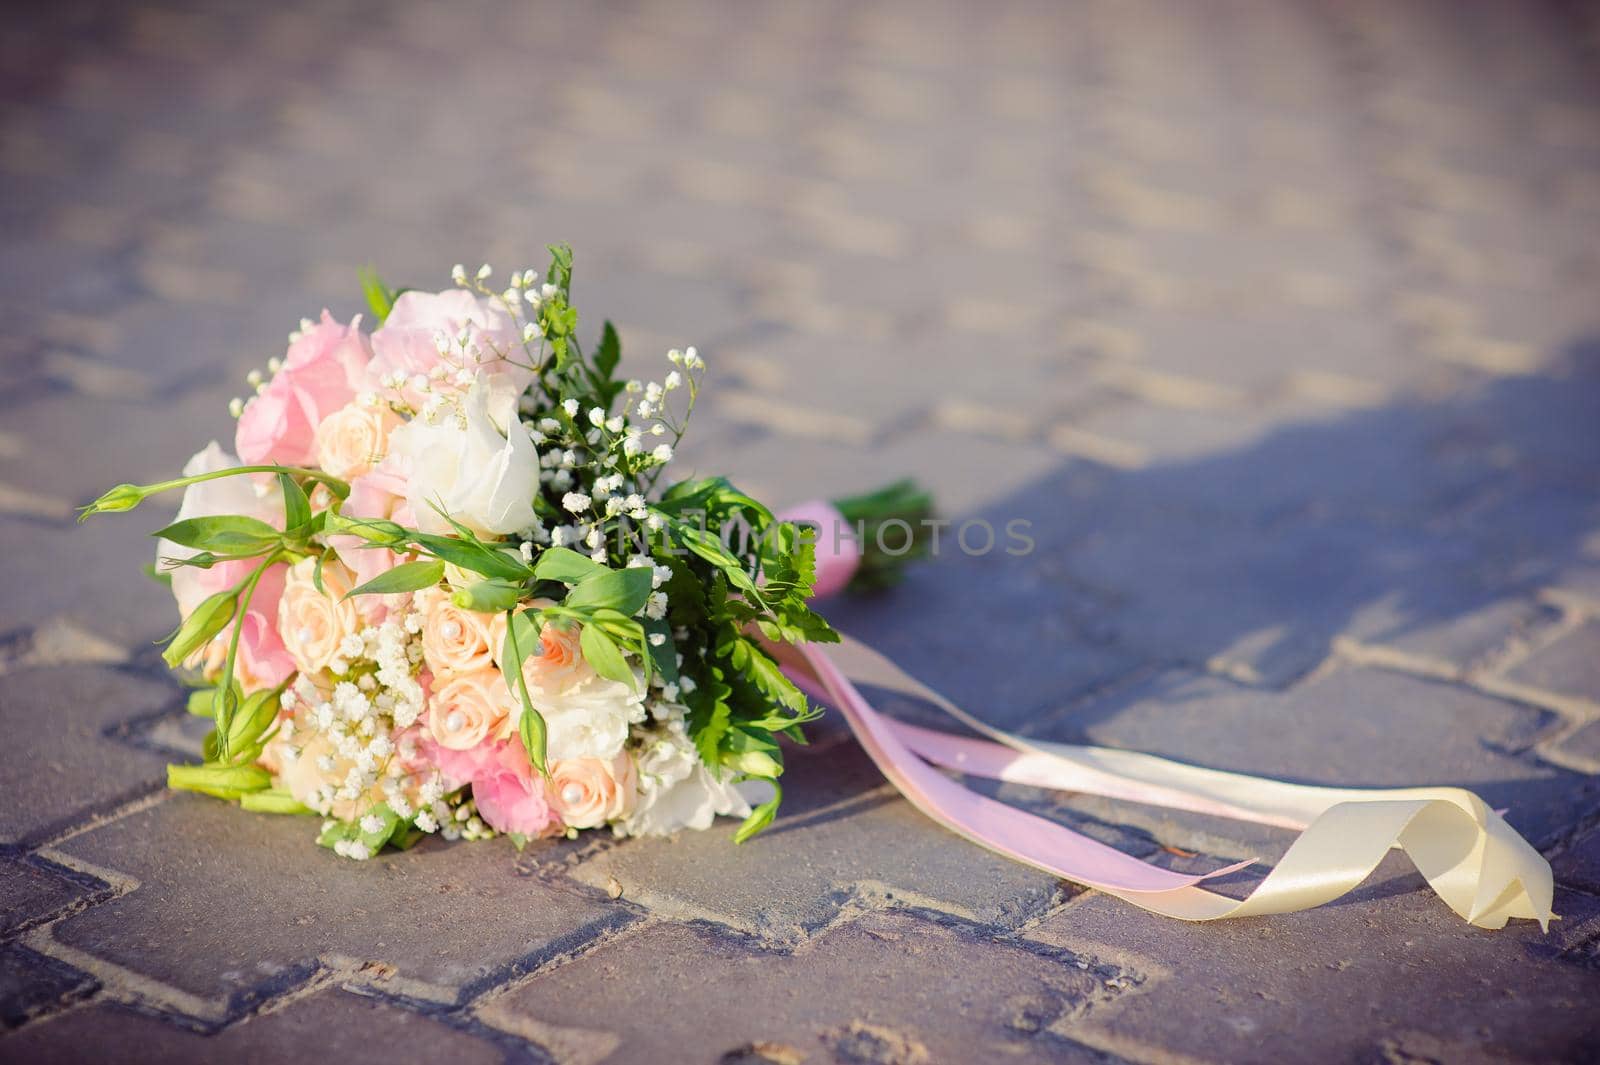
top-left (472, 742), bottom-right (561, 837)
top-left (236, 311), bottom-right (372, 466)
top-left (367, 290), bottom-right (531, 409)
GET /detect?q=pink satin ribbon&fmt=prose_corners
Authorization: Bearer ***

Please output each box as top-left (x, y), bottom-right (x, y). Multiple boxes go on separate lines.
top-left (774, 502), bottom-right (1554, 928)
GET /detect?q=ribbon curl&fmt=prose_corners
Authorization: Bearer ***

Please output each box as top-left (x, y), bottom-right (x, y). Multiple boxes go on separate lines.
top-left (777, 503), bottom-right (1553, 930)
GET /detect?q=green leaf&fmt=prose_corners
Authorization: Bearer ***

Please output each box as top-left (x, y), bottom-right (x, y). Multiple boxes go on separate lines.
top-left (722, 727), bottom-right (783, 778)
top-left (642, 617), bottom-right (678, 684)
top-left (161, 588), bottom-right (238, 668)
top-left (727, 636), bottom-right (806, 713)
top-left (277, 473), bottom-right (312, 535)
top-left (530, 546), bottom-right (606, 584)
top-left (579, 623), bottom-right (635, 688)
top-left (358, 266), bottom-right (396, 322)
top-left (347, 559), bottom-right (445, 598)
top-left (452, 579), bottom-right (525, 613)
top-left (546, 243), bottom-right (573, 291)
top-left (500, 608), bottom-right (542, 674)
top-left (593, 320), bottom-right (621, 380)
top-left (564, 566), bottom-right (653, 616)
top-left (411, 532), bottom-right (530, 582)
top-left (668, 519), bottom-right (762, 599)
top-left (154, 515), bottom-right (281, 556)
top-left (239, 787), bottom-right (314, 815)
top-left (167, 761), bottom-right (272, 800)
top-left (733, 781), bottom-right (782, 844)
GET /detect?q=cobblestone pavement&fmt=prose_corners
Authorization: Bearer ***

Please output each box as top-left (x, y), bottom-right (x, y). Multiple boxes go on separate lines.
top-left (3, 1), bottom-right (1600, 1061)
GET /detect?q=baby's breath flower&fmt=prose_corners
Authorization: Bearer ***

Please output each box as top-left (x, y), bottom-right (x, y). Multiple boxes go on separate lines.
top-left (562, 492), bottom-right (591, 513)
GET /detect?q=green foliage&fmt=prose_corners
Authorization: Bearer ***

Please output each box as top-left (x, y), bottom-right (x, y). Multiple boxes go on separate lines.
top-left (563, 566), bottom-right (652, 615)
top-left (346, 559), bottom-right (444, 598)
top-left (154, 515), bottom-right (281, 557)
top-left (358, 266), bottom-right (397, 322)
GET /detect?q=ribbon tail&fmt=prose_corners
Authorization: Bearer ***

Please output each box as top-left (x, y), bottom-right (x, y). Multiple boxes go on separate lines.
top-left (775, 635), bottom-right (1554, 929)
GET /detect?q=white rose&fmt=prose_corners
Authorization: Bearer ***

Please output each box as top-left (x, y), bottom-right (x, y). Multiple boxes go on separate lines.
top-left (387, 372), bottom-right (538, 538)
top-left (617, 729), bottom-right (751, 837)
top-left (533, 674), bottom-right (647, 763)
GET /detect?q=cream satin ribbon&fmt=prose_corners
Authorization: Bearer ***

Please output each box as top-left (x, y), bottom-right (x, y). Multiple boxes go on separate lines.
top-left (778, 636), bottom-right (1553, 930)
top-left (773, 505), bottom-right (1554, 930)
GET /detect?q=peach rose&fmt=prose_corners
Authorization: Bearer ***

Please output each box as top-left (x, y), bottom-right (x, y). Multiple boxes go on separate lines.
top-left (548, 753), bottom-right (637, 829)
top-left (415, 587), bottom-right (499, 678)
top-left (278, 557), bottom-right (363, 675)
top-left (313, 400), bottom-right (403, 481)
top-left (494, 599), bottom-right (594, 695)
top-left (428, 667), bottom-right (513, 751)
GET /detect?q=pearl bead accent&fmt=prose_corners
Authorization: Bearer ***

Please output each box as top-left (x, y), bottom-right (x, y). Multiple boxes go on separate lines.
top-left (445, 711), bottom-right (465, 732)
top-left (561, 784), bottom-right (585, 805)
top-left (296, 627), bottom-right (314, 646)
top-left (440, 620), bottom-right (462, 641)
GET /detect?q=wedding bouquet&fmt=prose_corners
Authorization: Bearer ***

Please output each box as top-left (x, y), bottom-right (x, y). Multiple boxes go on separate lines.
top-left (83, 248), bottom-right (1553, 932)
top-left (83, 247), bottom-right (928, 859)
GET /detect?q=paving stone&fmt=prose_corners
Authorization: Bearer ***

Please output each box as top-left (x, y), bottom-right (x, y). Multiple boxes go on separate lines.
top-left (1028, 883), bottom-right (1600, 1065)
top-left (0, 513), bottom-right (180, 648)
top-left (0, 666), bottom-right (174, 846)
top-left (0, 990), bottom-right (506, 1064)
top-left (0, 857), bottom-right (90, 936)
top-left (1032, 665), bottom-right (1598, 853)
top-left (1343, 596), bottom-right (1561, 674)
top-left (570, 738), bottom-right (1063, 943)
top-left (480, 910), bottom-right (1128, 1064)
top-left (3, 0), bottom-right (1599, 1058)
top-left (0, 388), bottom-right (233, 507)
top-left (0, 945), bottom-right (96, 1031)
top-left (1552, 824), bottom-right (1600, 895)
top-left (48, 794), bottom-right (631, 1016)
top-left (1503, 620), bottom-right (1600, 705)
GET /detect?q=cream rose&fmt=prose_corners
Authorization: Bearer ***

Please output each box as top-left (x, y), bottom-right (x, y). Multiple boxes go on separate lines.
top-left (278, 557), bottom-right (363, 675)
top-left (415, 587), bottom-right (499, 677)
top-left (548, 754), bottom-right (637, 829)
top-left (428, 668), bottom-right (513, 750)
top-left (534, 674), bottom-right (646, 763)
top-left (313, 401), bottom-right (403, 481)
top-left (618, 728), bottom-right (751, 837)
